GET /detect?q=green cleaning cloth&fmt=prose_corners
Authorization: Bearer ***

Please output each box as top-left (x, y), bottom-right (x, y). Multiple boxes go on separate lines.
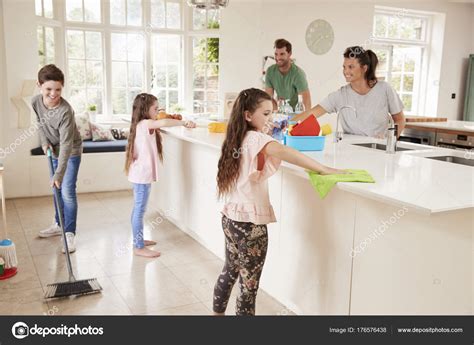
top-left (308, 169), bottom-right (375, 199)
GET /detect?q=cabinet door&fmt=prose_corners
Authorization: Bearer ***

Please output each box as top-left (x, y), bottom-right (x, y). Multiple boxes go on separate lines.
top-left (464, 54), bottom-right (474, 121)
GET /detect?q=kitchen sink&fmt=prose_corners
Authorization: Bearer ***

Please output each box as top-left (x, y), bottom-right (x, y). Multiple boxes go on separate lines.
top-left (425, 156), bottom-right (474, 167)
top-left (352, 143), bottom-right (414, 152)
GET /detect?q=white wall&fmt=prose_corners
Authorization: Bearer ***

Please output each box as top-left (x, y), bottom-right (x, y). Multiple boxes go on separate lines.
top-left (0, 0), bottom-right (6, 163)
top-left (220, 0), bottom-right (474, 121)
top-left (1, 0), bottom-right (40, 198)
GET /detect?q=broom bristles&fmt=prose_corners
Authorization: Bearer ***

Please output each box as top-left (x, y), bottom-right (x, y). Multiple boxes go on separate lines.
top-left (44, 278), bottom-right (102, 299)
top-left (0, 242), bottom-right (18, 268)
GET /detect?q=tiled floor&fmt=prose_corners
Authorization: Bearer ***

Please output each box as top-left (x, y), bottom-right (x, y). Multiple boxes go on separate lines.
top-left (0, 191), bottom-right (292, 316)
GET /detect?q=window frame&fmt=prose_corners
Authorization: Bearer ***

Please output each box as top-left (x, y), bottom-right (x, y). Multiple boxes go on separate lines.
top-left (372, 7), bottom-right (432, 116)
top-left (36, 0), bottom-right (220, 121)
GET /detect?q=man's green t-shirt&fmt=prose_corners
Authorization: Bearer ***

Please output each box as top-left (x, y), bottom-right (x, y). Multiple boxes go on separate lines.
top-left (265, 63), bottom-right (309, 109)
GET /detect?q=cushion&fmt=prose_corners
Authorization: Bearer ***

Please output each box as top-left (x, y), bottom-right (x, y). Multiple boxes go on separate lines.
top-left (30, 140), bottom-right (127, 155)
top-left (111, 127), bottom-right (130, 140)
top-left (75, 112), bottom-right (92, 140)
top-left (91, 123), bottom-right (115, 142)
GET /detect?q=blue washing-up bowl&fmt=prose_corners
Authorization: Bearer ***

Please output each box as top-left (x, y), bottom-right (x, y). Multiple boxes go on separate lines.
top-left (284, 134), bottom-right (326, 151)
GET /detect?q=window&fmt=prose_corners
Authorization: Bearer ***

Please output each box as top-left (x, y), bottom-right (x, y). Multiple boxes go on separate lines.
top-left (372, 8), bottom-right (429, 115)
top-left (37, 26), bottom-right (55, 68)
top-left (192, 37), bottom-right (219, 114)
top-left (111, 33), bottom-right (145, 114)
top-left (66, 30), bottom-right (104, 114)
top-left (35, 0), bottom-right (54, 18)
top-left (65, 0), bottom-right (101, 23)
top-left (151, 35), bottom-right (182, 111)
top-left (190, 6), bottom-right (220, 114)
top-left (36, 1), bottom-right (221, 120)
top-left (192, 7), bottom-right (220, 30)
top-left (110, 0), bottom-right (142, 26)
top-left (151, 0), bottom-right (182, 29)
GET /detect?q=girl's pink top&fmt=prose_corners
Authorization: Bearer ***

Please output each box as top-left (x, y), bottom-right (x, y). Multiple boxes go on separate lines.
top-left (128, 120), bottom-right (159, 184)
top-left (222, 130), bottom-right (281, 225)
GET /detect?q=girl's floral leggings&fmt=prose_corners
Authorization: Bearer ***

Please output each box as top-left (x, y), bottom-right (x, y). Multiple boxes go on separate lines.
top-left (213, 215), bottom-right (268, 315)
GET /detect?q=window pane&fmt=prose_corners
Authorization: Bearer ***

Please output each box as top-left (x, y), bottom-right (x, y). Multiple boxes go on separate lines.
top-left (391, 74), bottom-right (401, 91)
top-left (35, 0), bottom-right (43, 16)
top-left (207, 37), bottom-right (219, 63)
top-left (128, 90), bottom-right (141, 112)
top-left (403, 75), bottom-right (414, 92)
top-left (37, 26), bottom-right (45, 65)
top-left (112, 89), bottom-right (127, 114)
top-left (110, 0), bottom-right (126, 25)
top-left (387, 16), bottom-right (400, 39)
top-left (193, 8), bottom-right (206, 30)
top-left (152, 36), bottom-right (166, 63)
top-left (84, 0), bottom-right (101, 23)
top-left (206, 65), bottom-right (218, 89)
top-left (44, 0), bottom-right (53, 18)
top-left (68, 60), bottom-right (86, 87)
top-left (169, 90), bottom-right (179, 108)
top-left (87, 89), bottom-right (103, 114)
top-left (152, 65), bottom-right (166, 88)
top-left (157, 90), bottom-right (166, 109)
top-left (112, 62), bottom-right (127, 87)
top-left (45, 27), bottom-right (55, 61)
top-left (151, 0), bottom-right (165, 28)
top-left (167, 35), bottom-right (180, 62)
top-left (193, 38), bottom-right (206, 63)
top-left (207, 91), bottom-right (217, 101)
top-left (374, 15), bottom-right (387, 38)
top-left (127, 0), bottom-right (142, 26)
top-left (86, 61), bottom-right (103, 87)
top-left (127, 34), bottom-right (144, 61)
top-left (402, 94), bottom-right (412, 112)
top-left (111, 33), bottom-right (127, 61)
top-left (193, 92), bottom-right (204, 112)
top-left (66, 0), bottom-right (83, 21)
top-left (168, 64), bottom-right (178, 88)
top-left (207, 9), bottom-right (220, 29)
top-left (128, 62), bottom-right (143, 88)
top-left (166, 2), bottom-right (180, 29)
top-left (70, 89), bottom-right (87, 113)
top-left (67, 31), bottom-right (85, 59)
top-left (85, 32), bottom-right (102, 60)
top-left (193, 65), bottom-right (205, 88)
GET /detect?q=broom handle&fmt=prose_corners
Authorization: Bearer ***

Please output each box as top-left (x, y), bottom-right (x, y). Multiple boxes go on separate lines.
top-left (0, 167), bottom-right (7, 238)
top-left (47, 149), bottom-right (76, 282)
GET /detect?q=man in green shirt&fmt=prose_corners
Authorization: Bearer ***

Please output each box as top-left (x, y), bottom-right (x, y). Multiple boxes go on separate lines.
top-left (265, 38), bottom-right (311, 111)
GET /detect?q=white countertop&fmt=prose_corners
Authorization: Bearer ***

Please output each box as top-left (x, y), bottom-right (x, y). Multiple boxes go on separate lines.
top-left (407, 120), bottom-right (474, 133)
top-left (161, 127), bottom-right (474, 214)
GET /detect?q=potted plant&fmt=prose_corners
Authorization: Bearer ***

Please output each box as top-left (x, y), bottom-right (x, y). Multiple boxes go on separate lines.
top-left (87, 104), bottom-right (97, 122)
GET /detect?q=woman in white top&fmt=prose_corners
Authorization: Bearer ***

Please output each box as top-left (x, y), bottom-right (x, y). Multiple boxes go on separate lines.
top-left (293, 46), bottom-right (406, 137)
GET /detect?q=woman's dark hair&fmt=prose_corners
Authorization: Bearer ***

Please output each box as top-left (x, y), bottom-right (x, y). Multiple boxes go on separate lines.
top-left (343, 46), bottom-right (379, 87)
top-left (38, 64), bottom-right (65, 85)
top-left (216, 88), bottom-right (272, 199)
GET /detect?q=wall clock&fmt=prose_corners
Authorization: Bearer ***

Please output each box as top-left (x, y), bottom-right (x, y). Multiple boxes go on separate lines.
top-left (305, 19), bottom-right (334, 55)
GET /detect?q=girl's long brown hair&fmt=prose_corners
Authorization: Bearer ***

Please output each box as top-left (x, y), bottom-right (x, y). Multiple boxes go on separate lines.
top-left (125, 93), bottom-right (163, 175)
top-left (217, 88), bottom-right (272, 199)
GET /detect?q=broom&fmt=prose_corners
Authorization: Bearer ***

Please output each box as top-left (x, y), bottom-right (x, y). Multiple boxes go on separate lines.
top-left (44, 149), bottom-right (102, 299)
top-left (0, 164), bottom-right (18, 280)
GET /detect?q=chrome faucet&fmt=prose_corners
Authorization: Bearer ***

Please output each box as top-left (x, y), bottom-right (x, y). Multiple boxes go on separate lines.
top-left (386, 114), bottom-right (397, 154)
top-left (334, 105), bottom-right (357, 143)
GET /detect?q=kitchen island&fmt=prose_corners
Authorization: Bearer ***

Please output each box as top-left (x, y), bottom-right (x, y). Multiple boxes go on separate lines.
top-left (150, 127), bottom-right (473, 315)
